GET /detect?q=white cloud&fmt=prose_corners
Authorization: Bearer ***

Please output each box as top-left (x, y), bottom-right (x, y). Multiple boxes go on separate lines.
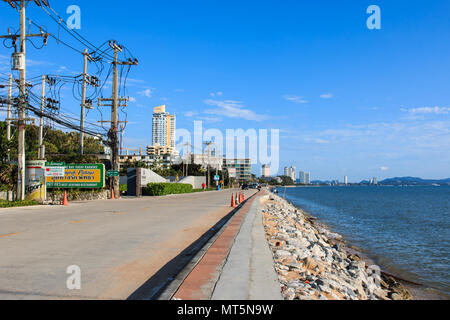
top-left (184, 111), bottom-right (197, 117)
top-left (138, 88), bottom-right (154, 98)
top-left (282, 95), bottom-right (308, 104)
top-left (197, 116), bottom-right (222, 123)
top-left (210, 91), bottom-right (223, 97)
top-left (57, 66), bottom-right (67, 73)
top-left (380, 166), bottom-right (389, 172)
top-left (320, 93), bottom-right (334, 99)
top-left (129, 97), bottom-right (137, 103)
top-left (203, 99), bottom-right (268, 121)
top-left (406, 106), bottom-right (450, 115)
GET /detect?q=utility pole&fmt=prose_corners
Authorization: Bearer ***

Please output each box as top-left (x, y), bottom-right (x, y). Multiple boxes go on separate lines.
top-left (183, 142), bottom-right (192, 177)
top-left (38, 74), bottom-right (45, 159)
top-left (1, 0), bottom-right (50, 200)
top-left (6, 74), bottom-right (12, 161)
top-left (98, 41), bottom-right (137, 199)
top-left (204, 141), bottom-right (214, 188)
top-left (110, 42), bottom-right (121, 200)
top-left (79, 49), bottom-right (92, 155)
top-left (17, 0), bottom-right (27, 201)
top-left (120, 123), bottom-right (125, 156)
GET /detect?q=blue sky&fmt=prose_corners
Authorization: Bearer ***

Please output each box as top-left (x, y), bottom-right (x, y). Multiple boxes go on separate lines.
top-left (0, 0), bottom-right (449, 181)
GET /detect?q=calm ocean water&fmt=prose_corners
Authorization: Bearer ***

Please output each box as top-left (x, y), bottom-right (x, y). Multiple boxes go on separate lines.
top-left (283, 186), bottom-right (450, 296)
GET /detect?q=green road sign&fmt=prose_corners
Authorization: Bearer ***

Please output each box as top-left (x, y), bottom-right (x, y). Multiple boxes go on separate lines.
top-left (107, 170), bottom-right (120, 177)
top-left (46, 162), bottom-right (66, 167)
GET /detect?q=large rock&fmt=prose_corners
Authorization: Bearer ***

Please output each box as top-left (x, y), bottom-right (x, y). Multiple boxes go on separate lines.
top-left (302, 257), bottom-right (325, 273)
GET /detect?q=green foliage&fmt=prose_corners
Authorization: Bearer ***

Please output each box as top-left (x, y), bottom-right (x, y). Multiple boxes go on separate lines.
top-left (145, 183), bottom-right (193, 196)
top-left (0, 200), bottom-right (39, 208)
top-left (0, 121), bottom-right (104, 163)
top-left (0, 164), bottom-right (17, 190)
top-left (0, 122), bottom-right (14, 164)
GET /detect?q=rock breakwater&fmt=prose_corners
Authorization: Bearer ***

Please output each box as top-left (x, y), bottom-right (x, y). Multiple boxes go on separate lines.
top-left (262, 194), bottom-right (412, 300)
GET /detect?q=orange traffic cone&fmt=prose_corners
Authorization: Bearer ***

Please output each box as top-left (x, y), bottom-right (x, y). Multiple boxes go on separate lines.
top-left (236, 193), bottom-right (240, 205)
top-left (62, 191), bottom-right (68, 206)
top-left (242, 193), bottom-right (245, 202)
top-left (111, 186), bottom-right (115, 200)
top-left (231, 193), bottom-right (236, 208)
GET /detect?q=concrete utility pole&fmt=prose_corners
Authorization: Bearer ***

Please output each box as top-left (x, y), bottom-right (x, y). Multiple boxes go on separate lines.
top-left (98, 41), bottom-right (137, 199)
top-left (17, 0), bottom-right (27, 200)
top-left (38, 74), bottom-right (45, 159)
top-left (119, 123), bottom-right (125, 156)
top-left (79, 49), bottom-right (92, 155)
top-left (183, 142), bottom-right (192, 177)
top-left (6, 74), bottom-right (12, 161)
top-left (110, 42), bottom-right (121, 199)
top-left (1, 0), bottom-right (50, 200)
top-left (204, 141), bottom-right (214, 188)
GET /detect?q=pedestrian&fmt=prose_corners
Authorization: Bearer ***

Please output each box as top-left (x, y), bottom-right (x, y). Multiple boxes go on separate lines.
top-left (202, 182), bottom-right (206, 191)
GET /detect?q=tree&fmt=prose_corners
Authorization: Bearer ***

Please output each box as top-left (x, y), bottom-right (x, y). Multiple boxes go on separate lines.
top-left (0, 122), bottom-right (13, 164)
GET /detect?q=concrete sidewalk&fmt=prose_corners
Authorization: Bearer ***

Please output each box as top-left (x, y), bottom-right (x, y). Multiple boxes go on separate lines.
top-left (212, 194), bottom-right (282, 300)
top-left (173, 192), bottom-right (282, 300)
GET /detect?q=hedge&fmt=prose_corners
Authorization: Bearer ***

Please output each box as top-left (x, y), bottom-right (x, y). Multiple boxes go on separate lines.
top-left (145, 183), bottom-right (193, 196)
top-left (0, 200), bottom-right (39, 208)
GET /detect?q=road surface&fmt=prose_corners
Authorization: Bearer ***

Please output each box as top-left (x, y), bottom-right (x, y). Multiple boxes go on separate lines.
top-left (0, 189), bottom-right (255, 300)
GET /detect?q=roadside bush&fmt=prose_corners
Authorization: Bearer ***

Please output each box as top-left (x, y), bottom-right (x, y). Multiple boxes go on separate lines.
top-left (0, 200), bottom-right (39, 208)
top-left (145, 183), bottom-right (193, 196)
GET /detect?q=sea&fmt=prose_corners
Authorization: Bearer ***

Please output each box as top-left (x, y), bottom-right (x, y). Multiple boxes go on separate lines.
top-left (282, 186), bottom-right (450, 298)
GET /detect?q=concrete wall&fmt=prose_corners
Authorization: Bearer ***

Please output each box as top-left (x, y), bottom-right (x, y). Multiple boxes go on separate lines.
top-left (140, 168), bottom-right (168, 184)
top-left (46, 190), bottom-right (109, 205)
top-left (0, 191), bottom-right (16, 201)
top-left (178, 176), bottom-right (207, 190)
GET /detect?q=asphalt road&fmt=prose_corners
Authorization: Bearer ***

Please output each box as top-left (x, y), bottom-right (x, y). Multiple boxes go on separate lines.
top-left (0, 189), bottom-right (255, 300)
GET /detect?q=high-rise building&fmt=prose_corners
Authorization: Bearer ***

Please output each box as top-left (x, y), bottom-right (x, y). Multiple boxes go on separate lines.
top-left (291, 166), bottom-right (297, 182)
top-left (344, 176), bottom-right (348, 185)
top-left (152, 105), bottom-right (176, 148)
top-left (284, 166), bottom-right (296, 182)
top-left (299, 171), bottom-right (311, 185)
top-left (262, 164), bottom-right (270, 178)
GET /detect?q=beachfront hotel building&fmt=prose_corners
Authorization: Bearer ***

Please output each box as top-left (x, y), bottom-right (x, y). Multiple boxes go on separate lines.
top-left (152, 105), bottom-right (176, 150)
top-left (284, 166), bottom-right (297, 182)
top-left (299, 171), bottom-right (311, 185)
